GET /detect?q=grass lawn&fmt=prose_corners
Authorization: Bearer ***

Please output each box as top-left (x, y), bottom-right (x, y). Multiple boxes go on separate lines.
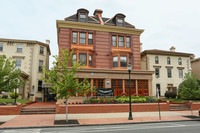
top-left (0, 99), bottom-right (31, 105)
top-left (161, 98), bottom-right (200, 103)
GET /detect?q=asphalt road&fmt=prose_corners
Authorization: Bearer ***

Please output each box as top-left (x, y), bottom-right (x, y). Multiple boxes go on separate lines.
top-left (1, 121), bottom-right (200, 133)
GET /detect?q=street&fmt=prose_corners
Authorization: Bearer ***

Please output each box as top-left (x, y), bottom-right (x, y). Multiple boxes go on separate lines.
top-left (1, 121), bottom-right (200, 133)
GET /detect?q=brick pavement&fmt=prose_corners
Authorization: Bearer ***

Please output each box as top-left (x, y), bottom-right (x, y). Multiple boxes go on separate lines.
top-left (0, 110), bottom-right (199, 128)
top-left (0, 114), bottom-right (55, 127)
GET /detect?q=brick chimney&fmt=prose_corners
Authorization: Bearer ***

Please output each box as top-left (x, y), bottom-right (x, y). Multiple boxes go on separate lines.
top-left (93, 9), bottom-right (104, 25)
top-left (46, 40), bottom-right (50, 45)
top-left (93, 9), bottom-right (103, 16)
top-left (170, 46), bottom-right (175, 52)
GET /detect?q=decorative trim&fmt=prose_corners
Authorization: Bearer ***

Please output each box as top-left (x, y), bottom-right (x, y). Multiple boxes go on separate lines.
top-left (165, 66), bottom-right (173, 68)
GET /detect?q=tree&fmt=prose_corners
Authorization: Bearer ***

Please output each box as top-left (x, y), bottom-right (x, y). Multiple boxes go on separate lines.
top-left (178, 72), bottom-right (200, 100)
top-left (42, 49), bottom-right (94, 122)
top-left (0, 55), bottom-right (24, 93)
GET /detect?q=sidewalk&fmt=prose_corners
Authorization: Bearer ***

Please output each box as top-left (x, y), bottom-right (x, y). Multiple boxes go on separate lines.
top-left (0, 110), bottom-right (199, 128)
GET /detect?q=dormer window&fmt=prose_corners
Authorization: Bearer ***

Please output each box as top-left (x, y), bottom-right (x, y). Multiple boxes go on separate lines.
top-left (114, 13), bottom-right (126, 27)
top-left (117, 18), bottom-right (123, 27)
top-left (80, 14), bottom-right (86, 22)
top-left (77, 8), bottom-right (89, 23)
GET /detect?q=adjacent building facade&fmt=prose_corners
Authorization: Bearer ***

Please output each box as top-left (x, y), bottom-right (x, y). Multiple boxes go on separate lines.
top-left (0, 38), bottom-right (51, 101)
top-left (57, 8), bottom-right (154, 97)
top-left (191, 58), bottom-right (200, 79)
top-left (141, 47), bottom-right (194, 96)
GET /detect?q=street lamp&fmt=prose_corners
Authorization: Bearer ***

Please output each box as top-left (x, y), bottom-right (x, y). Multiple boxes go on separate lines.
top-left (127, 64), bottom-right (133, 120)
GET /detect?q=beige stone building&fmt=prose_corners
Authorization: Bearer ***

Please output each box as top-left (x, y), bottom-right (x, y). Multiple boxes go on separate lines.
top-left (0, 38), bottom-right (51, 101)
top-left (191, 58), bottom-right (200, 79)
top-left (141, 47), bottom-right (194, 96)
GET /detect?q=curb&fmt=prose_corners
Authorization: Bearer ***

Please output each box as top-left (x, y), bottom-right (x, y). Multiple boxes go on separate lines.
top-left (0, 118), bottom-right (200, 130)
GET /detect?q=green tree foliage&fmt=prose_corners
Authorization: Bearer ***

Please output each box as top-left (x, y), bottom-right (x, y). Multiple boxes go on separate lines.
top-left (42, 49), bottom-right (94, 121)
top-left (0, 55), bottom-right (24, 92)
top-left (178, 72), bottom-right (200, 100)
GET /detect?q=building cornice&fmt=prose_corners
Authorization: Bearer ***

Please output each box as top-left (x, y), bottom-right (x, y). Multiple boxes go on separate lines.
top-left (0, 38), bottom-right (51, 55)
top-left (75, 67), bottom-right (154, 75)
top-left (141, 50), bottom-right (193, 58)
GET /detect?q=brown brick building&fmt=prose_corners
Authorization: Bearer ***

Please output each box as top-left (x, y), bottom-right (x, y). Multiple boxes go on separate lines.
top-left (56, 8), bottom-right (154, 96)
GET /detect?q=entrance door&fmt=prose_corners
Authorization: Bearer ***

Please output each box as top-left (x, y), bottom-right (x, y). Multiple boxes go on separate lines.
top-left (44, 88), bottom-right (56, 102)
top-left (111, 79), bottom-right (123, 96)
top-left (125, 80), bottom-right (136, 96)
top-left (156, 84), bottom-right (161, 97)
top-left (138, 80), bottom-right (149, 96)
top-left (93, 79), bottom-right (105, 96)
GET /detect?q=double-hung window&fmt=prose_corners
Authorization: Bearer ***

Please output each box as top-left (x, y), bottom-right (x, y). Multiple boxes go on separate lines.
top-left (179, 69), bottom-right (183, 78)
top-left (89, 55), bottom-right (92, 66)
top-left (167, 57), bottom-right (170, 64)
top-left (155, 56), bottom-right (159, 64)
top-left (88, 33), bottom-right (93, 45)
top-left (117, 18), bottom-right (123, 26)
top-left (118, 36), bottom-right (124, 47)
top-left (113, 56), bottom-right (118, 67)
top-left (155, 68), bottom-right (160, 78)
top-left (120, 56), bottom-right (127, 67)
top-left (112, 36), bottom-right (117, 47)
top-left (79, 33), bottom-right (86, 44)
top-left (16, 58), bottom-right (22, 70)
top-left (178, 58), bottom-right (182, 65)
top-left (38, 60), bottom-right (43, 72)
top-left (79, 53), bottom-right (87, 65)
top-left (167, 68), bottom-right (172, 78)
top-left (17, 44), bottom-right (23, 52)
top-left (0, 44), bottom-right (3, 51)
top-left (126, 37), bottom-right (130, 48)
top-left (80, 14), bottom-right (86, 22)
top-left (72, 32), bottom-right (78, 43)
top-left (72, 54), bottom-right (77, 64)
top-left (40, 46), bottom-right (44, 55)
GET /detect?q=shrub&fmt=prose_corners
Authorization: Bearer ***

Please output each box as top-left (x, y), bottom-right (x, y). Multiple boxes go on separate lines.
top-left (2, 95), bottom-right (8, 99)
top-left (9, 92), bottom-right (19, 99)
top-left (145, 96), bottom-right (157, 103)
top-left (165, 92), bottom-right (177, 99)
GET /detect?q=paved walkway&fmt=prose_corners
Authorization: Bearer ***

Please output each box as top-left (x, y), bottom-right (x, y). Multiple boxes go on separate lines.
top-left (0, 110), bottom-right (199, 128)
top-left (0, 114), bottom-right (55, 127)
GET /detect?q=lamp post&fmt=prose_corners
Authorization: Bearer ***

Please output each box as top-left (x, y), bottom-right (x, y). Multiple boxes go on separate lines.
top-left (127, 64), bottom-right (133, 120)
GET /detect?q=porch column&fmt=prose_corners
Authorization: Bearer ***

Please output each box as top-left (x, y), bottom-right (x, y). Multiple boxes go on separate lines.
top-left (136, 80), bottom-right (138, 96)
top-left (123, 79), bottom-right (125, 93)
top-left (91, 79), bottom-right (94, 97)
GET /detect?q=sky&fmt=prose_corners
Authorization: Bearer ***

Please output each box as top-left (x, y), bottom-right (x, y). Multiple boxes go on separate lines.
top-left (0, 0), bottom-right (200, 68)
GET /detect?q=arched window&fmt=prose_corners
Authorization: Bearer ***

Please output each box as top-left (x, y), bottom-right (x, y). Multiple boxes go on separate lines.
top-left (178, 58), bottom-right (182, 65)
top-left (155, 56), bottom-right (159, 64)
top-left (167, 57), bottom-right (171, 64)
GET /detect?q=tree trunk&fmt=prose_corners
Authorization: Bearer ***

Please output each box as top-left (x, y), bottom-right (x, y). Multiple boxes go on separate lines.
top-left (66, 99), bottom-right (68, 122)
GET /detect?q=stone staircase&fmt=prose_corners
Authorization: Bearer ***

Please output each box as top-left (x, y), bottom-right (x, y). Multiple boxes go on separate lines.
top-left (21, 107), bottom-right (56, 114)
top-left (170, 104), bottom-right (191, 111)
